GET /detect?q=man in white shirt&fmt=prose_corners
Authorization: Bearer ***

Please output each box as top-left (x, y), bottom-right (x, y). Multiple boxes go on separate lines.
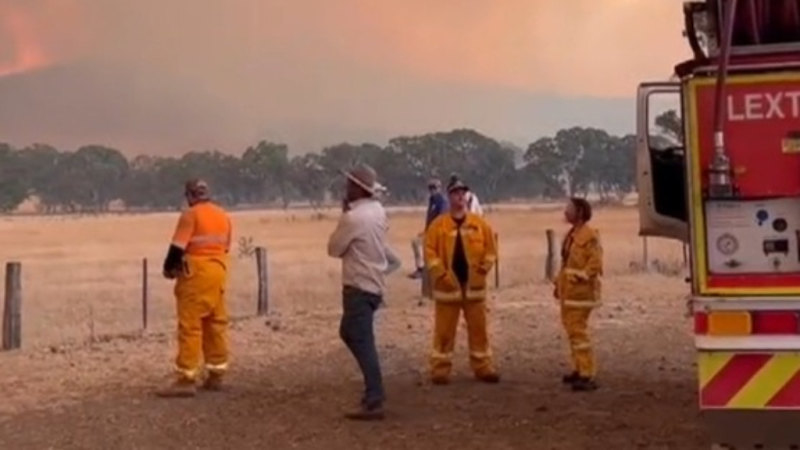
top-left (466, 190), bottom-right (483, 216)
top-left (374, 184), bottom-right (401, 276)
top-left (327, 164), bottom-right (393, 421)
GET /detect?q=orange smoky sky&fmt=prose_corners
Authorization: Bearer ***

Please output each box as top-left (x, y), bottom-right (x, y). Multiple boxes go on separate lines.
top-left (0, 0), bottom-right (690, 153)
top-left (329, 0), bottom-right (688, 96)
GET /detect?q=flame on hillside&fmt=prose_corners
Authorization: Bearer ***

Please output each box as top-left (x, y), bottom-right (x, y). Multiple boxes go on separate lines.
top-left (0, 4), bottom-right (49, 76)
top-left (0, 0), bottom-right (86, 77)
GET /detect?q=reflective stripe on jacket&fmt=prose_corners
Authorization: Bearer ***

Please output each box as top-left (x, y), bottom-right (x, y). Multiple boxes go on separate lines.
top-left (171, 201), bottom-right (232, 257)
top-left (424, 213), bottom-right (497, 302)
top-left (555, 224), bottom-right (603, 308)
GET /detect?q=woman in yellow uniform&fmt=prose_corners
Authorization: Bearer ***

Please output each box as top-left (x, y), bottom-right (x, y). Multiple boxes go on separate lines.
top-left (554, 197), bottom-right (603, 392)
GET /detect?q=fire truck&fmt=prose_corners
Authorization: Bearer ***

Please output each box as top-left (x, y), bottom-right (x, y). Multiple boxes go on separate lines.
top-left (636, 0), bottom-right (800, 448)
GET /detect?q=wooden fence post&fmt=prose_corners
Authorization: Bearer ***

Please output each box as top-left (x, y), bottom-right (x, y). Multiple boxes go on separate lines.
top-left (421, 269), bottom-right (431, 300)
top-left (494, 233), bottom-right (500, 288)
top-left (255, 247), bottom-right (269, 315)
top-left (545, 229), bottom-right (557, 281)
top-left (419, 234), bottom-right (432, 301)
top-left (141, 258), bottom-right (149, 330)
top-left (3, 262), bottom-right (22, 351)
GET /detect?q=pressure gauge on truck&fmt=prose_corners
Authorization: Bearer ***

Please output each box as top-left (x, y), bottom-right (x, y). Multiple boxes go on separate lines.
top-left (716, 233), bottom-right (739, 255)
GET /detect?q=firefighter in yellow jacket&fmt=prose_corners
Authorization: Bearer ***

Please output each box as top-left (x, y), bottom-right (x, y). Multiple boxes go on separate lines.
top-left (157, 179), bottom-right (232, 397)
top-left (554, 197), bottom-right (603, 392)
top-left (424, 178), bottom-right (500, 384)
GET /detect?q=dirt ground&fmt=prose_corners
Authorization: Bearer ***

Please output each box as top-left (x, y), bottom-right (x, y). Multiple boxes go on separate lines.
top-left (0, 206), bottom-right (709, 449)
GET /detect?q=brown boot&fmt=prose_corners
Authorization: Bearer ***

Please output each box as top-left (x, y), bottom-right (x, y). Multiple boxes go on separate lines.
top-left (202, 372), bottom-right (224, 392)
top-left (155, 379), bottom-right (197, 398)
top-left (476, 372), bottom-right (501, 384)
top-left (571, 377), bottom-right (598, 392)
top-left (431, 375), bottom-right (451, 385)
top-left (344, 404), bottom-right (385, 421)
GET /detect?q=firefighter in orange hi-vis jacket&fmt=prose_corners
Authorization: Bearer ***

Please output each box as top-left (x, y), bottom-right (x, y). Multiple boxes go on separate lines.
top-left (157, 179), bottom-right (232, 398)
top-left (554, 197), bottom-right (603, 392)
top-left (424, 177), bottom-right (500, 385)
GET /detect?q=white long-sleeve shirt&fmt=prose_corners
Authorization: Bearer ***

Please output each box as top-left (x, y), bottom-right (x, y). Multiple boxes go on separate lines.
top-left (384, 246), bottom-right (401, 275)
top-left (327, 198), bottom-right (395, 296)
top-left (467, 191), bottom-right (483, 216)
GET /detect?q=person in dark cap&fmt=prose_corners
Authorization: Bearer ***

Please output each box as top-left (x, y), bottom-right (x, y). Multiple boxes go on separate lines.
top-left (449, 174), bottom-right (483, 216)
top-left (327, 164), bottom-right (395, 420)
top-left (408, 178), bottom-right (449, 279)
top-left (424, 177), bottom-right (500, 385)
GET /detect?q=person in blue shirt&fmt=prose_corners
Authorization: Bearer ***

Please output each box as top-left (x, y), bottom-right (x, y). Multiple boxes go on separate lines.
top-left (408, 178), bottom-right (449, 279)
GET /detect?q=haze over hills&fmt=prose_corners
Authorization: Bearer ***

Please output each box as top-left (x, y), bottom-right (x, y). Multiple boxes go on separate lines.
top-left (0, 61), bottom-right (635, 155)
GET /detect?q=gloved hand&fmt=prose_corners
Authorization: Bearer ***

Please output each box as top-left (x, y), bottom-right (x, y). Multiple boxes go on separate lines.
top-left (476, 261), bottom-right (492, 276)
top-left (162, 244), bottom-right (185, 280)
top-left (163, 268), bottom-right (181, 280)
top-left (438, 272), bottom-right (459, 290)
top-left (569, 271), bottom-right (589, 282)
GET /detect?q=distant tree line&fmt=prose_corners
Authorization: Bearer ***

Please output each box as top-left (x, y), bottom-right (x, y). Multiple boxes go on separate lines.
top-left (0, 126), bottom-right (642, 213)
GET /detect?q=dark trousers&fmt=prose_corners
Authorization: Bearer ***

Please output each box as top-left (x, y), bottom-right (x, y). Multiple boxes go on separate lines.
top-left (339, 285), bottom-right (384, 407)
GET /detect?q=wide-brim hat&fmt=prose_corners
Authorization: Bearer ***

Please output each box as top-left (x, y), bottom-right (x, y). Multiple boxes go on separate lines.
top-left (342, 164), bottom-right (381, 197)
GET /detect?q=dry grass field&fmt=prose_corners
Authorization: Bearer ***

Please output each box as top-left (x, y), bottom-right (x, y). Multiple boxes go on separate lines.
top-left (0, 205), bottom-right (708, 449)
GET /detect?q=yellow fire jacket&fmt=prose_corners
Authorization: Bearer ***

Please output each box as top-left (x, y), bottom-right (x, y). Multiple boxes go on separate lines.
top-left (424, 213), bottom-right (497, 302)
top-left (555, 224), bottom-right (603, 308)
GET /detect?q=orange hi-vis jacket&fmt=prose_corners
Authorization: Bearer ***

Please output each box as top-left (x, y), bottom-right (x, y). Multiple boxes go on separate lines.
top-left (555, 224), bottom-right (603, 308)
top-left (171, 201), bottom-right (232, 257)
top-left (424, 213), bottom-right (497, 302)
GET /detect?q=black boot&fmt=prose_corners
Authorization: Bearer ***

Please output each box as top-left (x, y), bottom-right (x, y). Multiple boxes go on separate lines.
top-left (202, 372), bottom-right (224, 392)
top-left (571, 377), bottom-right (598, 392)
top-left (562, 371), bottom-right (580, 385)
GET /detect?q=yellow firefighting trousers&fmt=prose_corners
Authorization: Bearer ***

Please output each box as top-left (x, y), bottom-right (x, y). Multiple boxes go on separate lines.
top-left (174, 255), bottom-right (229, 381)
top-left (430, 300), bottom-right (495, 379)
top-left (561, 305), bottom-right (595, 378)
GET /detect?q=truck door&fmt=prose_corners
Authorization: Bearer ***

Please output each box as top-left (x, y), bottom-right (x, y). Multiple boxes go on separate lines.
top-left (636, 82), bottom-right (689, 242)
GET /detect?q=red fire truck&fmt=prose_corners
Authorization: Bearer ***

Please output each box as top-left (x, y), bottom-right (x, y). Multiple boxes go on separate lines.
top-left (637, 0), bottom-right (800, 448)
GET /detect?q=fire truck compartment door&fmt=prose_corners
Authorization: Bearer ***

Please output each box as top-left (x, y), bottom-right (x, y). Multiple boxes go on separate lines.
top-left (636, 82), bottom-right (689, 242)
top-left (706, 197), bottom-right (800, 275)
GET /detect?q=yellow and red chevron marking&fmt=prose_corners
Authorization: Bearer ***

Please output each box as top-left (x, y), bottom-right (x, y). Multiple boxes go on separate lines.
top-left (699, 352), bottom-right (800, 409)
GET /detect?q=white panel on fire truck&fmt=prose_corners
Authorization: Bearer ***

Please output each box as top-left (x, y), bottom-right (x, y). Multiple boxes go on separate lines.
top-left (706, 197), bottom-right (800, 274)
